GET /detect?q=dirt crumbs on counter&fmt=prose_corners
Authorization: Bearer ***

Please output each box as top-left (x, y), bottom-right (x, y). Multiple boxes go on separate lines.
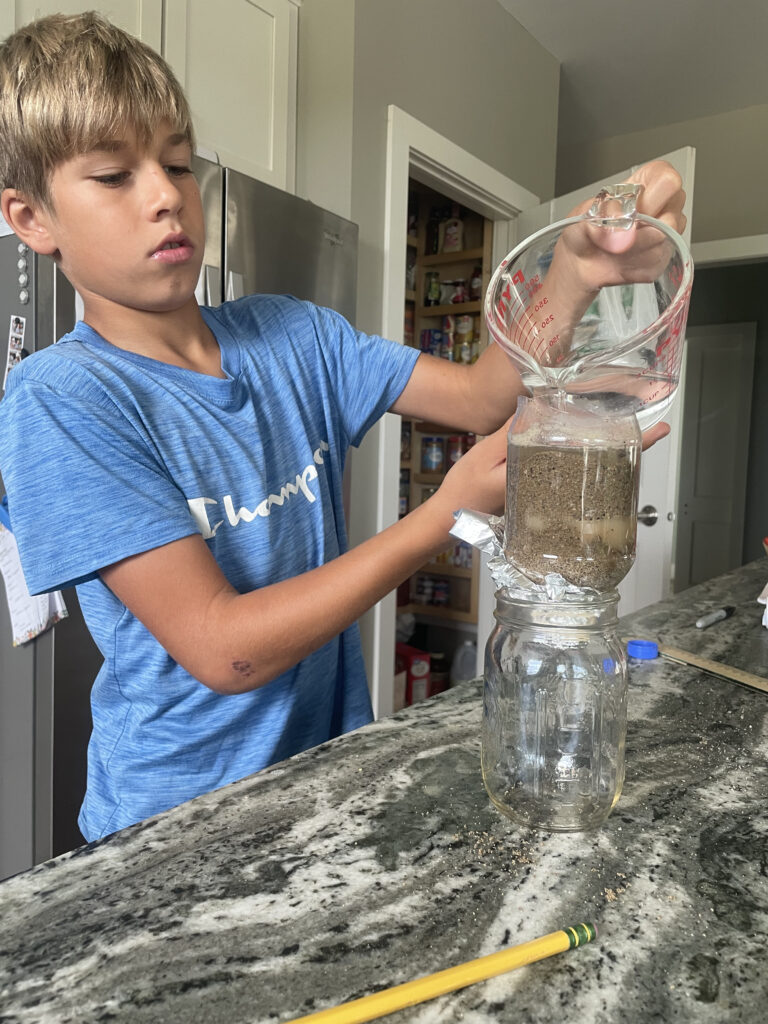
top-left (505, 443), bottom-right (639, 590)
top-left (455, 830), bottom-right (534, 867)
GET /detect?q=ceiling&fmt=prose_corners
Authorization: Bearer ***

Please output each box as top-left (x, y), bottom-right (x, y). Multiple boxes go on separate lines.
top-left (498, 0), bottom-right (768, 148)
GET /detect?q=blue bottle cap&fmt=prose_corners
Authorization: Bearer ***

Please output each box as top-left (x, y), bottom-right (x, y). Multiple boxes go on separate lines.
top-left (627, 638), bottom-right (659, 660)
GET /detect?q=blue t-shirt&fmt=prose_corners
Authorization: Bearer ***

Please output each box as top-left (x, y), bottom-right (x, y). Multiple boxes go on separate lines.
top-left (0, 295), bottom-right (419, 840)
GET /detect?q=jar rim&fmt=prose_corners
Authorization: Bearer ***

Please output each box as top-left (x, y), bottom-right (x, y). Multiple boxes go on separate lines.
top-left (494, 585), bottom-right (619, 607)
top-left (493, 586), bottom-right (620, 628)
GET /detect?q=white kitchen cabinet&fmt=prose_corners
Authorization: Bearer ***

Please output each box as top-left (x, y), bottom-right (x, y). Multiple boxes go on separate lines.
top-left (0, 0), bottom-right (299, 192)
top-left (1, 1), bottom-right (162, 48)
top-left (163, 0), bottom-right (299, 191)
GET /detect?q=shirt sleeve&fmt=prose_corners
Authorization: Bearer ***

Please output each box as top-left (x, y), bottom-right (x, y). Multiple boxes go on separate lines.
top-left (0, 373), bottom-right (199, 595)
top-left (304, 303), bottom-right (420, 447)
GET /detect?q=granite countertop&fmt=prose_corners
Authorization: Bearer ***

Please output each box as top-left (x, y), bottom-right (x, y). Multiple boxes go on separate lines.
top-left (1, 561), bottom-right (767, 1024)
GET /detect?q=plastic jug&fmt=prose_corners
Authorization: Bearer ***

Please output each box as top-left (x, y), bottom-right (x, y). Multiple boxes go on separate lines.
top-left (485, 184), bottom-right (693, 430)
top-left (450, 640), bottom-right (478, 687)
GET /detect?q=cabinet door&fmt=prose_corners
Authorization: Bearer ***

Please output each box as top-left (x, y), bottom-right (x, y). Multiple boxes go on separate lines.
top-left (5, 1), bottom-right (162, 48)
top-left (163, 0), bottom-right (297, 191)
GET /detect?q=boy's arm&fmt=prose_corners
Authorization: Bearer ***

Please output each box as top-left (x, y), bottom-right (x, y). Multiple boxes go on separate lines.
top-left (100, 420), bottom-right (508, 696)
top-left (390, 343), bottom-right (526, 436)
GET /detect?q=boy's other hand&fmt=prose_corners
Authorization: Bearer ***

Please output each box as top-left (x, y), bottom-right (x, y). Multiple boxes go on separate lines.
top-left (641, 420), bottom-right (670, 451)
top-left (423, 421), bottom-right (509, 551)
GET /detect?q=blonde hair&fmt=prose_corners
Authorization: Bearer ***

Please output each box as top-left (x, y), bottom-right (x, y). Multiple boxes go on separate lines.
top-left (0, 11), bottom-right (195, 207)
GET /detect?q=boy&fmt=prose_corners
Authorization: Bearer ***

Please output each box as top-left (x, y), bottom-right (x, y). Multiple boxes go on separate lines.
top-left (0, 13), bottom-right (684, 842)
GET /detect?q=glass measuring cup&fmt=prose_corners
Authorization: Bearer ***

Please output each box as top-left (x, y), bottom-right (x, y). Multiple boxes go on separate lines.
top-left (485, 184), bottom-right (693, 430)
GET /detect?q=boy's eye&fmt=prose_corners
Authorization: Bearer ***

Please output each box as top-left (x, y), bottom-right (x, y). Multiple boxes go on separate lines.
top-left (166, 165), bottom-right (192, 178)
top-left (93, 172), bottom-right (129, 187)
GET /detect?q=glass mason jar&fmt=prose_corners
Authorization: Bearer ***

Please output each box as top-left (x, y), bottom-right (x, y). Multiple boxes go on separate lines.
top-left (482, 587), bottom-right (628, 831)
top-left (504, 394), bottom-right (641, 591)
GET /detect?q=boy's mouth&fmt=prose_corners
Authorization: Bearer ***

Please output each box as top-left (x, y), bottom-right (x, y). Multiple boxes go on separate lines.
top-left (151, 233), bottom-right (194, 263)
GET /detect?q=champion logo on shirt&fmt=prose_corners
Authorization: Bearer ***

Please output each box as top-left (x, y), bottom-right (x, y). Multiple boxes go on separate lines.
top-left (187, 441), bottom-right (330, 540)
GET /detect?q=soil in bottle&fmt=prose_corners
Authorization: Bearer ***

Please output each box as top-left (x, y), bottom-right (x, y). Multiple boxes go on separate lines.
top-left (505, 441), bottom-right (639, 590)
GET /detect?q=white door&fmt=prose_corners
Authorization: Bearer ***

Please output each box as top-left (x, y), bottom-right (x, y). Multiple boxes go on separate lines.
top-left (513, 148), bottom-right (696, 615)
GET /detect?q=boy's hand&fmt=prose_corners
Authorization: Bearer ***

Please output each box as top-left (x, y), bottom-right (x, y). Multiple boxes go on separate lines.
top-left (422, 421), bottom-right (510, 554)
top-left (641, 420), bottom-right (670, 451)
top-left (556, 160), bottom-right (687, 297)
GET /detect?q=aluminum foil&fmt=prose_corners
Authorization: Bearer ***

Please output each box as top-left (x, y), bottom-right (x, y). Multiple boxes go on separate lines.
top-left (450, 508), bottom-right (594, 601)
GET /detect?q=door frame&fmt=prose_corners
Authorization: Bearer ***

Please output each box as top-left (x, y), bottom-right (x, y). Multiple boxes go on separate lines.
top-left (365, 106), bottom-right (537, 718)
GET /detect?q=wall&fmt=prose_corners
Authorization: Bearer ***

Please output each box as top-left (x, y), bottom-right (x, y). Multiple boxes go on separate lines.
top-left (297, 0), bottom-right (560, 333)
top-left (686, 262), bottom-right (768, 563)
top-left (350, 0), bottom-right (558, 335)
top-left (555, 103), bottom-right (768, 244)
top-left (297, 0), bottom-right (560, 690)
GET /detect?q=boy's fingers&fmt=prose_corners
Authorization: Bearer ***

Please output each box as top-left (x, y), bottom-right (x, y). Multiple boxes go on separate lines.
top-left (631, 161), bottom-right (685, 219)
top-left (641, 421), bottom-right (670, 451)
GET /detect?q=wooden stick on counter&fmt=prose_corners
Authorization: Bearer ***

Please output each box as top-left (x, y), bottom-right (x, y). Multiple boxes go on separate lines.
top-left (285, 923), bottom-right (597, 1024)
top-left (658, 644), bottom-right (768, 696)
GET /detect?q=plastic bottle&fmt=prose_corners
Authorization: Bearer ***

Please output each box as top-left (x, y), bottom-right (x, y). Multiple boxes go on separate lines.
top-left (450, 639), bottom-right (478, 687)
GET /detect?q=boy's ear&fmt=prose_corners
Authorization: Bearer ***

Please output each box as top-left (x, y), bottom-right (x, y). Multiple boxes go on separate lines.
top-left (1, 189), bottom-right (59, 256)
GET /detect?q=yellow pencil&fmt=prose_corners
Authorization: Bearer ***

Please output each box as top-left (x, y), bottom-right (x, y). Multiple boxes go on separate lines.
top-left (285, 922), bottom-right (597, 1024)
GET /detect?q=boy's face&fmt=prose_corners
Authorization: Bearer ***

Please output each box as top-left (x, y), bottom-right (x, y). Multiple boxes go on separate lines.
top-left (33, 122), bottom-right (204, 323)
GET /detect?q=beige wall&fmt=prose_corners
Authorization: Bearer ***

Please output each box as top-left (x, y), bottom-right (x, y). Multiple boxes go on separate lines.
top-left (556, 103), bottom-right (768, 244)
top-left (352, 0), bottom-right (558, 334)
top-left (297, 0), bottom-right (560, 334)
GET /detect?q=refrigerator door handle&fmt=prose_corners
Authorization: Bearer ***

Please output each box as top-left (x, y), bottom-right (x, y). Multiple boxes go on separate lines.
top-left (205, 265), bottom-right (221, 306)
top-left (195, 264), bottom-right (222, 306)
top-left (226, 271), bottom-right (245, 302)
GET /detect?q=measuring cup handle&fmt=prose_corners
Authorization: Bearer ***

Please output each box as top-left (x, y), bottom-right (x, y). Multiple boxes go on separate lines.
top-left (588, 183), bottom-right (644, 228)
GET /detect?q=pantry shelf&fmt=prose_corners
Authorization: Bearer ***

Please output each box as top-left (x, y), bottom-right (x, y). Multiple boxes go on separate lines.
top-left (417, 301), bottom-right (481, 318)
top-left (416, 563), bottom-right (472, 578)
top-left (418, 247), bottom-right (484, 267)
top-left (398, 603), bottom-right (477, 623)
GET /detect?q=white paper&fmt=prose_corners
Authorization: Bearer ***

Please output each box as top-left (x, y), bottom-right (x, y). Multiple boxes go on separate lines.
top-left (0, 523), bottom-right (68, 644)
top-left (3, 313), bottom-right (26, 389)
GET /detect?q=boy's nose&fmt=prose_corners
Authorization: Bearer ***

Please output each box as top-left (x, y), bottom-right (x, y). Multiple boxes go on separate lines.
top-left (144, 167), bottom-right (183, 218)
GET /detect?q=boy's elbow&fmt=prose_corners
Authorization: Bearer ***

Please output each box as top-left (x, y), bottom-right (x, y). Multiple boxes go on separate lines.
top-left (185, 646), bottom-right (274, 696)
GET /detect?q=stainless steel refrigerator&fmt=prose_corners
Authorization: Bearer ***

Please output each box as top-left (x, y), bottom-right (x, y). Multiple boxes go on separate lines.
top-left (0, 161), bottom-right (358, 880)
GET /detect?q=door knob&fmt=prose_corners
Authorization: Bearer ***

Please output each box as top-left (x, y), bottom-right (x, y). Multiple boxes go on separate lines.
top-left (638, 504), bottom-right (659, 526)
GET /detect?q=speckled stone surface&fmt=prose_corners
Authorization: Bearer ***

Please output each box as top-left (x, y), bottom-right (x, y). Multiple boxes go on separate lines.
top-left (1, 562), bottom-right (767, 1023)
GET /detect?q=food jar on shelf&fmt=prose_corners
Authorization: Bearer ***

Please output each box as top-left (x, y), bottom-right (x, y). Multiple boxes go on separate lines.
top-left (424, 271), bottom-right (441, 306)
top-left (446, 435), bottom-right (464, 465)
top-left (421, 436), bottom-right (445, 474)
top-left (482, 586), bottom-right (627, 831)
top-left (504, 394), bottom-right (641, 591)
